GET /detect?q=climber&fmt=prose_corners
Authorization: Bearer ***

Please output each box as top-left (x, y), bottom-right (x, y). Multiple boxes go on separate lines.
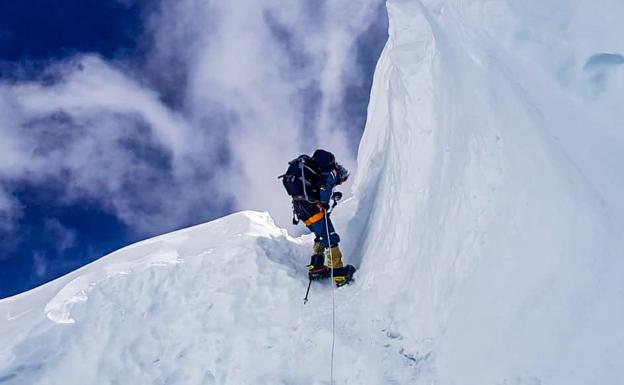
top-left (278, 149), bottom-right (355, 287)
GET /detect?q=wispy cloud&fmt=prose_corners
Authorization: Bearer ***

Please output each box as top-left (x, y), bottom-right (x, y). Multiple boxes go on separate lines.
top-left (0, 0), bottom-right (386, 240)
top-left (32, 252), bottom-right (48, 279)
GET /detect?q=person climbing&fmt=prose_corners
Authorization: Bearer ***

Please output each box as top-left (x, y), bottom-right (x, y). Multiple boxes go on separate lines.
top-left (279, 149), bottom-right (356, 287)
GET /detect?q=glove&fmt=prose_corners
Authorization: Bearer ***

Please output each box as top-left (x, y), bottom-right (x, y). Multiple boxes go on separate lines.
top-left (331, 191), bottom-right (343, 202)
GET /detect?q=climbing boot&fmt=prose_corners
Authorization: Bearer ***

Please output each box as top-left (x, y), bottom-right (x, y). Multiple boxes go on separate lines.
top-left (307, 253), bottom-right (330, 280)
top-left (332, 265), bottom-right (356, 287)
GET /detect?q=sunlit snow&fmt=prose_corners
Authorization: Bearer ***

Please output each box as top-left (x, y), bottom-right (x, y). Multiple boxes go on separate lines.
top-left (2, 0), bottom-right (623, 384)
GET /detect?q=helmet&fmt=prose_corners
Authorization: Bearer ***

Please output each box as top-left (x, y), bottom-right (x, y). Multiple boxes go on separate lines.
top-left (335, 164), bottom-right (350, 184)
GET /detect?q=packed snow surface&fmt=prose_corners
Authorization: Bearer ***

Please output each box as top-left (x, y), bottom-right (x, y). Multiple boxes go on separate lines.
top-left (2, 0), bottom-right (624, 384)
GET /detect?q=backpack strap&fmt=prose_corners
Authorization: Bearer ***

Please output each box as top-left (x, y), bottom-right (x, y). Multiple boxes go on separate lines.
top-left (299, 160), bottom-right (311, 202)
top-left (290, 156), bottom-right (317, 203)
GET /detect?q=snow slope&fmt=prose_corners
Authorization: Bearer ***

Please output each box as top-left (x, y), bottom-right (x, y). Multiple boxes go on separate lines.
top-left (2, 1), bottom-right (624, 384)
top-left (0, 212), bottom-right (361, 383)
top-left (1, 211), bottom-right (427, 384)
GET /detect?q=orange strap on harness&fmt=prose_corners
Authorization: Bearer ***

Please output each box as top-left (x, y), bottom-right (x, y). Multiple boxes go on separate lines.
top-left (303, 211), bottom-right (325, 226)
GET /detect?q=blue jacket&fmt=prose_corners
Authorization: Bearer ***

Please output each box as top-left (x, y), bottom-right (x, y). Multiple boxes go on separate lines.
top-left (319, 170), bottom-right (338, 205)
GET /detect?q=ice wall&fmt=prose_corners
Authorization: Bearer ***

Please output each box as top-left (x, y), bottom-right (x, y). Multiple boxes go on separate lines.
top-left (345, 0), bottom-right (624, 383)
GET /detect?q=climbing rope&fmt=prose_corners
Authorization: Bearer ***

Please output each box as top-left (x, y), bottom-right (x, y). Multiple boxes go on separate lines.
top-left (323, 208), bottom-right (336, 385)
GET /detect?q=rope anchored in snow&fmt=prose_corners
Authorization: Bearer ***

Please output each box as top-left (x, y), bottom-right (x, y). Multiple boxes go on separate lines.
top-left (324, 207), bottom-right (337, 385)
top-left (300, 193), bottom-right (342, 382)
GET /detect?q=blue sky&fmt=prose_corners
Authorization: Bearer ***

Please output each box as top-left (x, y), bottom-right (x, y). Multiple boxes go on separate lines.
top-left (0, 0), bottom-right (145, 297)
top-left (0, 0), bottom-right (387, 298)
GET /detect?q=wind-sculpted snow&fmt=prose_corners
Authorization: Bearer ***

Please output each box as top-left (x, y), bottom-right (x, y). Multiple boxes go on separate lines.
top-left (0, 212), bottom-right (427, 384)
top-left (2, 0), bottom-right (624, 384)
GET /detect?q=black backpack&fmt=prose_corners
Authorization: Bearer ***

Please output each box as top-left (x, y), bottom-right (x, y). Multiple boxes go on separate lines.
top-left (279, 155), bottom-right (321, 201)
top-left (279, 150), bottom-right (336, 201)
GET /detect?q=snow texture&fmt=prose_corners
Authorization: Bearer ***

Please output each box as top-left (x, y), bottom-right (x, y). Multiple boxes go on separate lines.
top-left (1, 1), bottom-right (624, 384)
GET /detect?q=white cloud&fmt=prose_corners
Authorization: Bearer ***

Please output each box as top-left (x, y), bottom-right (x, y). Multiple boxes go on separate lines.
top-left (147, 0), bottom-right (384, 224)
top-left (0, 0), bottom-right (386, 236)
